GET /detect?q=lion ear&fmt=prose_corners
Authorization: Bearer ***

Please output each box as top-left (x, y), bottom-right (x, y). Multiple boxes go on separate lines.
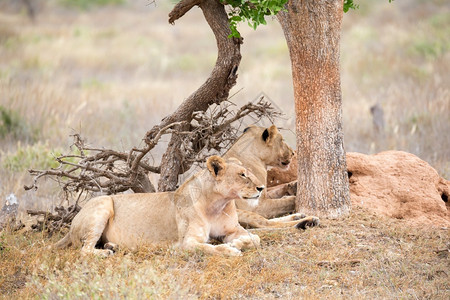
top-left (206, 155), bottom-right (226, 178)
top-left (262, 125), bottom-right (278, 144)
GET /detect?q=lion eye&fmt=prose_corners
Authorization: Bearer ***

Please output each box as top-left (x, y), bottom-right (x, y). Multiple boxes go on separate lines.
top-left (239, 173), bottom-right (246, 178)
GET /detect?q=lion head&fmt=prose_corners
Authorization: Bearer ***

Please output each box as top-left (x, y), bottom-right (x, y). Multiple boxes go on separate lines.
top-left (206, 156), bottom-right (264, 205)
top-left (239, 125), bottom-right (294, 170)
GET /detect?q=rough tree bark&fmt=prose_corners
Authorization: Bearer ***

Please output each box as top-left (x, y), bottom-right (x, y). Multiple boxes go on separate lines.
top-left (156, 0), bottom-right (242, 191)
top-left (277, 0), bottom-right (351, 218)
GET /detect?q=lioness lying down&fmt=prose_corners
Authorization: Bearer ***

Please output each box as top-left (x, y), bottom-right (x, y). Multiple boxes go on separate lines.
top-left (55, 156), bottom-right (264, 256)
top-left (223, 125), bottom-right (319, 229)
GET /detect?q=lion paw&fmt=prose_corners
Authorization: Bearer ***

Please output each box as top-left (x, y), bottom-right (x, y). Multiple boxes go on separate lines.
top-left (104, 242), bottom-right (119, 253)
top-left (231, 234), bottom-right (260, 250)
top-left (216, 244), bottom-right (242, 256)
top-left (295, 216), bottom-right (320, 230)
top-left (82, 248), bottom-right (114, 257)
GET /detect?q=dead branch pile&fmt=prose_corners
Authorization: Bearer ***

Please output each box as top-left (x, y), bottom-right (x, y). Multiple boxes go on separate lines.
top-left (25, 97), bottom-right (278, 196)
top-left (27, 204), bottom-right (81, 234)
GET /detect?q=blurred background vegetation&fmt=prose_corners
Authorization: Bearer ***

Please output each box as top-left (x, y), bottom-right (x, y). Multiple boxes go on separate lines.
top-left (0, 0), bottom-right (449, 212)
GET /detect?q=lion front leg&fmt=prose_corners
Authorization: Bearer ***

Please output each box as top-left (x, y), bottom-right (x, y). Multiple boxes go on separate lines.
top-left (238, 209), bottom-right (319, 229)
top-left (181, 220), bottom-right (242, 256)
top-left (223, 225), bottom-right (260, 251)
top-left (238, 209), bottom-right (299, 228)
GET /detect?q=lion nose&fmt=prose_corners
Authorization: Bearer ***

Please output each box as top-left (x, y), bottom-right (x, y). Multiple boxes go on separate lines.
top-left (256, 186), bottom-right (265, 192)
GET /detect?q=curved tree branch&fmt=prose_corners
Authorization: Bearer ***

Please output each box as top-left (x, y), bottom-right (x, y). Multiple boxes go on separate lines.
top-left (156, 0), bottom-right (243, 191)
top-left (168, 0), bottom-right (201, 24)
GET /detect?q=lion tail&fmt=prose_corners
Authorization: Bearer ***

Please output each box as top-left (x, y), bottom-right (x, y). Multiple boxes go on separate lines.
top-left (54, 233), bottom-right (72, 249)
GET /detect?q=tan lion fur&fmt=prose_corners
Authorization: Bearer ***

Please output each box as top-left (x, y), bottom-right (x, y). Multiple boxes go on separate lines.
top-left (55, 156), bottom-right (263, 256)
top-left (223, 125), bottom-right (319, 229)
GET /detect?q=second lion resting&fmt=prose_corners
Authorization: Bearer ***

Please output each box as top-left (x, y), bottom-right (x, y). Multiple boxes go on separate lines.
top-left (223, 125), bottom-right (319, 229)
top-left (55, 156), bottom-right (264, 256)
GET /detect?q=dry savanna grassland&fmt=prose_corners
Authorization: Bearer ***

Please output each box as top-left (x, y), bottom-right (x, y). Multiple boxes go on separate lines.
top-left (0, 0), bottom-right (449, 298)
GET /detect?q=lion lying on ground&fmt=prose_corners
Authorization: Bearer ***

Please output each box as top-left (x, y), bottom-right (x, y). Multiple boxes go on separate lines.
top-left (55, 156), bottom-right (263, 256)
top-left (223, 125), bottom-right (319, 229)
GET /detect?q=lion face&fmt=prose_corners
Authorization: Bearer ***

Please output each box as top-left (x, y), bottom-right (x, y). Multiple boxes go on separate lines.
top-left (243, 125), bottom-right (294, 170)
top-left (206, 156), bottom-right (264, 205)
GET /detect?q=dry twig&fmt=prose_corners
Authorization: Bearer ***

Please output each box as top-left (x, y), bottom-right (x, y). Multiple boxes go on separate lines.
top-left (27, 204), bottom-right (81, 234)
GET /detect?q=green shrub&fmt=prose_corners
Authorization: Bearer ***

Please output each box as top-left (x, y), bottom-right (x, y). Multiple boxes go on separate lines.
top-left (1, 142), bottom-right (64, 172)
top-left (0, 106), bottom-right (22, 138)
top-left (0, 105), bottom-right (38, 142)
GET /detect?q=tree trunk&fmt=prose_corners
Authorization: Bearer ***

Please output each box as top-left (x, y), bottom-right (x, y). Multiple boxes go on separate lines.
top-left (277, 0), bottom-right (351, 218)
top-left (156, 0), bottom-right (242, 191)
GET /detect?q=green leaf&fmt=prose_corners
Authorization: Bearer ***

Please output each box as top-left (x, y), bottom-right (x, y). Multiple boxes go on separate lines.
top-left (343, 0), bottom-right (359, 13)
top-left (224, 0), bottom-right (288, 36)
top-left (230, 16), bottom-right (242, 22)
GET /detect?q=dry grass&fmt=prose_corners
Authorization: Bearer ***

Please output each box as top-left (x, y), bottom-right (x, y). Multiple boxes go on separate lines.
top-left (1, 207), bottom-right (448, 299)
top-left (0, 0), bottom-right (449, 298)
